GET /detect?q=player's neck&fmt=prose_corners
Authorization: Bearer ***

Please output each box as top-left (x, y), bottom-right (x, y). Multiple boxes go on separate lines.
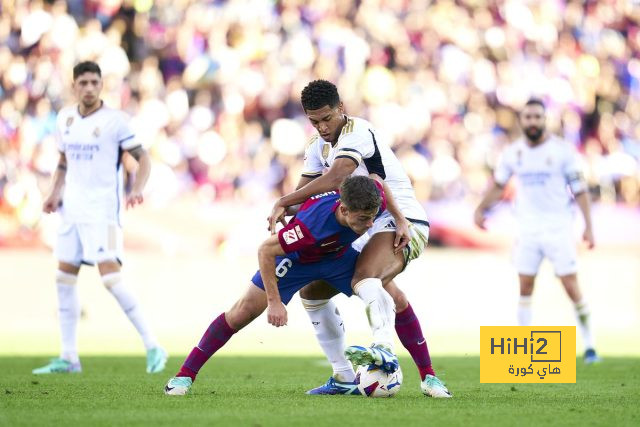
top-left (78, 100), bottom-right (104, 117)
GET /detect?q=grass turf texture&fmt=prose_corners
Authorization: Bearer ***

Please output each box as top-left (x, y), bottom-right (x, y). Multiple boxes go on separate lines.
top-left (0, 356), bottom-right (638, 426)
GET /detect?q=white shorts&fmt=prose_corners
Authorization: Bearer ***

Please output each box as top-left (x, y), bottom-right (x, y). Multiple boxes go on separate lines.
top-left (352, 211), bottom-right (430, 266)
top-left (55, 222), bottom-right (124, 266)
top-left (513, 229), bottom-right (577, 277)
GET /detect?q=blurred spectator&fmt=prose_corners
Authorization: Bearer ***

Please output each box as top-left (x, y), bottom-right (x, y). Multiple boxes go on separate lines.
top-left (1, 0), bottom-right (639, 245)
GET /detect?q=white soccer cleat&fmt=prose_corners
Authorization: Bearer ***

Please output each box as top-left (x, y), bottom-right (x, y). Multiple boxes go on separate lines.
top-left (421, 374), bottom-right (452, 398)
top-left (164, 376), bottom-right (193, 395)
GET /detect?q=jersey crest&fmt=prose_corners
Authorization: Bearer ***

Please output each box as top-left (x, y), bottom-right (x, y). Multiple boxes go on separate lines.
top-left (93, 127), bottom-right (101, 138)
top-left (66, 117), bottom-right (74, 127)
top-left (322, 142), bottom-right (331, 159)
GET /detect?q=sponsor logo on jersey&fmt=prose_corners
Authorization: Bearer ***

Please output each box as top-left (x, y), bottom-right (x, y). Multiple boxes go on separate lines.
top-left (310, 191), bottom-right (337, 200)
top-left (320, 240), bottom-right (337, 247)
top-left (282, 225), bottom-right (304, 244)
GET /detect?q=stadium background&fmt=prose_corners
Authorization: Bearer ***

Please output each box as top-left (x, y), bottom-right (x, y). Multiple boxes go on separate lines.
top-left (0, 0), bottom-right (639, 358)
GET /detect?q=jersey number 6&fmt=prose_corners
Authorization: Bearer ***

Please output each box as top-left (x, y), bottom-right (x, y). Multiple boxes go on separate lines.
top-left (275, 258), bottom-right (293, 278)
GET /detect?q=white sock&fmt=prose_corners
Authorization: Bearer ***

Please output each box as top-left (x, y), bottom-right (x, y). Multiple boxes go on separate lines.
top-left (575, 299), bottom-right (595, 351)
top-left (57, 271), bottom-right (80, 364)
top-left (353, 278), bottom-right (396, 351)
top-left (302, 298), bottom-right (355, 382)
top-left (517, 295), bottom-right (532, 326)
top-left (103, 272), bottom-right (158, 350)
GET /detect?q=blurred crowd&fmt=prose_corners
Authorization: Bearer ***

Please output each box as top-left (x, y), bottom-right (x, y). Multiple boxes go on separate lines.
top-left (1, 0), bottom-right (639, 241)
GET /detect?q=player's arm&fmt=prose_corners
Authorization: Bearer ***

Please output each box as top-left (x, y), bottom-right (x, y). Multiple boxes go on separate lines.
top-left (574, 191), bottom-right (594, 249)
top-left (257, 235), bottom-right (289, 327)
top-left (125, 145), bottom-right (151, 209)
top-left (284, 175), bottom-right (317, 216)
top-left (43, 152), bottom-right (67, 213)
top-left (268, 158), bottom-right (355, 233)
top-left (370, 173), bottom-right (410, 252)
top-left (474, 181), bottom-right (506, 229)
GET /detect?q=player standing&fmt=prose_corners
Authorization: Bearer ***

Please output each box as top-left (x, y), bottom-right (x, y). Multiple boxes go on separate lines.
top-left (165, 176), bottom-right (386, 395)
top-left (268, 80), bottom-right (451, 397)
top-left (474, 98), bottom-right (600, 364)
top-left (33, 61), bottom-right (167, 374)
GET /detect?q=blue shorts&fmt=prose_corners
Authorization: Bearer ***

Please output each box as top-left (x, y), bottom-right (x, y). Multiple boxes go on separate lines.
top-left (251, 248), bottom-right (358, 305)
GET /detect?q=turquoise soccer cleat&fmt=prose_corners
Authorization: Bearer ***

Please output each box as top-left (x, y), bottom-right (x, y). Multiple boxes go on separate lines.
top-left (344, 345), bottom-right (399, 373)
top-left (421, 374), bottom-right (452, 398)
top-left (306, 377), bottom-right (361, 395)
top-left (164, 376), bottom-right (193, 395)
top-left (146, 347), bottom-right (168, 374)
top-left (32, 358), bottom-right (82, 375)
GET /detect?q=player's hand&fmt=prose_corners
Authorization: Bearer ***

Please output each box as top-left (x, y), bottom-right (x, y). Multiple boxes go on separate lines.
top-left (126, 190), bottom-right (144, 209)
top-left (43, 193), bottom-right (61, 213)
top-left (393, 217), bottom-right (411, 254)
top-left (267, 301), bottom-right (288, 327)
top-left (583, 227), bottom-right (595, 249)
top-left (268, 201), bottom-right (288, 234)
top-left (474, 208), bottom-right (486, 229)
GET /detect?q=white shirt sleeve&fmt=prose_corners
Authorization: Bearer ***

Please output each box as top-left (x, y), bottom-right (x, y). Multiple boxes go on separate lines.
top-left (335, 132), bottom-right (375, 167)
top-left (563, 145), bottom-right (587, 195)
top-left (493, 151), bottom-right (513, 186)
top-left (55, 116), bottom-right (65, 152)
top-left (301, 138), bottom-right (324, 178)
top-left (116, 113), bottom-right (138, 150)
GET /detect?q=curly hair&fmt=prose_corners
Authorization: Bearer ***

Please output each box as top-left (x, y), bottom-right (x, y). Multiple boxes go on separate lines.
top-left (339, 176), bottom-right (382, 213)
top-left (301, 80), bottom-right (340, 111)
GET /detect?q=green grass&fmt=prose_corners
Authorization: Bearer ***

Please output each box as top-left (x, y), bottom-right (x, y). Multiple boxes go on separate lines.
top-left (0, 356), bottom-right (638, 426)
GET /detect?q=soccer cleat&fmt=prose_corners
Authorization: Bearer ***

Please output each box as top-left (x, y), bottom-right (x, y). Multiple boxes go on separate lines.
top-left (32, 358), bottom-right (82, 375)
top-left (344, 345), bottom-right (399, 373)
top-left (146, 347), bottom-right (168, 374)
top-left (584, 348), bottom-right (601, 364)
top-left (421, 374), bottom-right (452, 398)
top-left (306, 377), bottom-right (361, 395)
top-left (164, 376), bottom-right (193, 395)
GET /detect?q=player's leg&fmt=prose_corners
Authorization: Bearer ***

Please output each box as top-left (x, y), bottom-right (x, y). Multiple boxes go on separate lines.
top-left (350, 231), bottom-right (402, 352)
top-left (517, 275), bottom-right (536, 326)
top-left (165, 283), bottom-right (269, 395)
top-left (558, 273), bottom-right (598, 362)
top-left (514, 235), bottom-right (543, 326)
top-left (33, 224), bottom-right (83, 374)
top-left (299, 281), bottom-right (356, 382)
top-left (548, 231), bottom-right (599, 363)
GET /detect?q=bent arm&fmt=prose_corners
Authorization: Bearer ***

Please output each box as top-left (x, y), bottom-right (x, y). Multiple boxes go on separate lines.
top-left (278, 158), bottom-right (356, 208)
top-left (258, 235), bottom-right (287, 305)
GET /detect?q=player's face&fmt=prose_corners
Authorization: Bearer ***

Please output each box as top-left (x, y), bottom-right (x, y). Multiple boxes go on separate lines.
top-left (520, 104), bottom-right (546, 142)
top-left (305, 103), bottom-right (346, 143)
top-left (342, 207), bottom-right (378, 235)
top-left (73, 72), bottom-right (103, 108)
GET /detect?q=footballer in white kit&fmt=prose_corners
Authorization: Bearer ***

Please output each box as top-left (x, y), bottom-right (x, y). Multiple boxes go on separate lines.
top-left (475, 98), bottom-right (599, 364)
top-left (33, 61), bottom-right (167, 375)
top-left (269, 80), bottom-right (451, 398)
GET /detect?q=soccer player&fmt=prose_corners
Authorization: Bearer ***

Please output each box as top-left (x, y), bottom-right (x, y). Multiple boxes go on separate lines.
top-left (33, 61), bottom-right (167, 374)
top-left (268, 80), bottom-right (451, 397)
top-left (474, 98), bottom-right (600, 364)
top-left (164, 176), bottom-right (387, 395)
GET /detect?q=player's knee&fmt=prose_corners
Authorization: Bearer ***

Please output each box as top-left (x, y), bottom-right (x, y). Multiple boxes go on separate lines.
top-left (390, 290), bottom-right (408, 312)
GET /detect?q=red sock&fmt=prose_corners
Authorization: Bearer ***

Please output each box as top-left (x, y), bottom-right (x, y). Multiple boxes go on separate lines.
top-left (395, 303), bottom-right (435, 380)
top-left (178, 313), bottom-right (236, 381)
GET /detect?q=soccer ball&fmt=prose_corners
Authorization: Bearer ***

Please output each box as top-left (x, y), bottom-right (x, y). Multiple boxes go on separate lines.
top-left (355, 364), bottom-right (403, 397)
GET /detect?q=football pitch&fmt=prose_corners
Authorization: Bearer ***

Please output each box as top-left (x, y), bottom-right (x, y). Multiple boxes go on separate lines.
top-left (1, 356), bottom-right (638, 426)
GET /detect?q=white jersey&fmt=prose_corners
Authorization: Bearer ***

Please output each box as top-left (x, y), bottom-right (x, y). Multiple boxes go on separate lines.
top-left (494, 135), bottom-right (587, 233)
top-left (302, 116), bottom-right (428, 223)
top-left (55, 104), bottom-right (139, 224)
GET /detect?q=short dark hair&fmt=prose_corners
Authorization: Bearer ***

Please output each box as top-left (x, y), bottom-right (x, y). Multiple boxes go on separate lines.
top-left (73, 61), bottom-right (102, 80)
top-left (339, 176), bottom-right (382, 213)
top-left (301, 80), bottom-right (340, 111)
top-left (524, 98), bottom-right (545, 110)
